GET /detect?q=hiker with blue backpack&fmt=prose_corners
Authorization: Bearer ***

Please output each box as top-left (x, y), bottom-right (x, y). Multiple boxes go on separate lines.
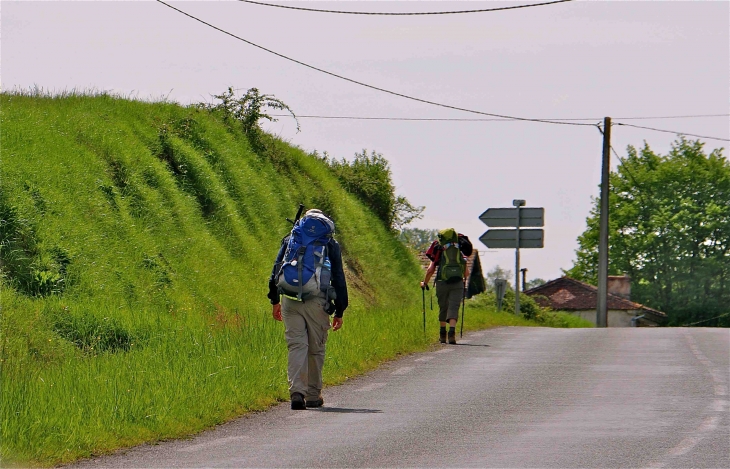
top-left (420, 229), bottom-right (472, 344)
top-left (267, 208), bottom-right (348, 410)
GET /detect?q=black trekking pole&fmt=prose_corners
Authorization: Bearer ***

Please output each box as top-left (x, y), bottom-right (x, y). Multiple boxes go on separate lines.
top-left (421, 285), bottom-right (429, 333)
top-left (286, 203), bottom-right (305, 226)
top-left (460, 281), bottom-right (466, 338)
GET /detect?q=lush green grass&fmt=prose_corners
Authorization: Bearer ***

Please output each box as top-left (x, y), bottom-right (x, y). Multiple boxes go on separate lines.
top-left (0, 92), bottom-right (589, 467)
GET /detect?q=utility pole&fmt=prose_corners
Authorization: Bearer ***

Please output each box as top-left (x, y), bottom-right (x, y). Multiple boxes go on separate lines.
top-left (596, 117), bottom-right (611, 328)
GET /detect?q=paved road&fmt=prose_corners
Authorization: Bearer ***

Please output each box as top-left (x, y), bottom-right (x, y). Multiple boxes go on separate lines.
top-left (72, 327), bottom-right (729, 468)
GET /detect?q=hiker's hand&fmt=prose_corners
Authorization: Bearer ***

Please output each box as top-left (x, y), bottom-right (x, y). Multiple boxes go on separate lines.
top-left (272, 303), bottom-right (282, 322)
top-left (420, 281), bottom-right (429, 290)
top-left (332, 317), bottom-right (343, 331)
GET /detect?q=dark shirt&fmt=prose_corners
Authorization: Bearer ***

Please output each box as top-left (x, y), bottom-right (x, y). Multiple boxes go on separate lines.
top-left (267, 235), bottom-right (349, 317)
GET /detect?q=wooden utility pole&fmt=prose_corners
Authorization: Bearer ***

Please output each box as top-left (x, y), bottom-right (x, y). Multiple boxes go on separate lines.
top-left (597, 117), bottom-right (611, 328)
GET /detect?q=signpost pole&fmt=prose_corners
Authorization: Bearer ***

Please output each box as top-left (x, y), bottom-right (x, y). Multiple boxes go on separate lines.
top-left (513, 200), bottom-right (525, 315)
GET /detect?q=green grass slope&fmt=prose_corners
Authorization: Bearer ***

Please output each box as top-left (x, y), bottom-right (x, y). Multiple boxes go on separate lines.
top-left (0, 93), bottom-right (429, 466)
top-left (0, 93), bottom-right (591, 467)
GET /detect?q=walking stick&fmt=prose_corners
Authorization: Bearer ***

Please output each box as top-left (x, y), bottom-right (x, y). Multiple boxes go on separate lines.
top-left (421, 285), bottom-right (428, 333)
top-left (460, 281), bottom-right (466, 338)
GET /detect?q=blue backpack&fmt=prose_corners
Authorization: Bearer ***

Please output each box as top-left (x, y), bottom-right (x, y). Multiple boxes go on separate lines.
top-left (276, 212), bottom-right (336, 301)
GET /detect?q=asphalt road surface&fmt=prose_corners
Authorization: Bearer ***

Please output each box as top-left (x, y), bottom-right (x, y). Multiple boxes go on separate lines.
top-left (71, 327), bottom-right (729, 468)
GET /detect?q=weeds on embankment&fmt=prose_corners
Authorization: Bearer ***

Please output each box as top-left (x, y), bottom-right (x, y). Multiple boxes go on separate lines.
top-left (0, 92), bottom-right (590, 467)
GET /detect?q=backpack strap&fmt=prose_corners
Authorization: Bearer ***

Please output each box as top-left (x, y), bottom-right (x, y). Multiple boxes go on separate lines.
top-left (296, 245), bottom-right (306, 300)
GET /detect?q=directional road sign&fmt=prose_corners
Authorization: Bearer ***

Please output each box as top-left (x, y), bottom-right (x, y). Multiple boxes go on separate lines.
top-left (479, 229), bottom-right (544, 249)
top-left (479, 207), bottom-right (544, 227)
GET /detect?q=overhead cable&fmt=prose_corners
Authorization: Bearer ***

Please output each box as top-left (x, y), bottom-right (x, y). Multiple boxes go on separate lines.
top-left (155, 0), bottom-right (594, 127)
top-left (237, 0), bottom-right (573, 16)
top-left (269, 113), bottom-right (730, 123)
top-left (615, 122), bottom-right (729, 142)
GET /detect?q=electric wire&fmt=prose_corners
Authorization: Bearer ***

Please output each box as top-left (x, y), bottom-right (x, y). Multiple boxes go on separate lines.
top-left (682, 312), bottom-right (730, 327)
top-left (155, 0), bottom-right (595, 127)
top-left (237, 0), bottom-right (573, 16)
top-left (268, 113), bottom-right (730, 122)
top-left (615, 122), bottom-right (729, 142)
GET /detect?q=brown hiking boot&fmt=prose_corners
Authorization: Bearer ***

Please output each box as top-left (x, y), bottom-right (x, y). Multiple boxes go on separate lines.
top-left (448, 331), bottom-right (457, 345)
top-left (306, 397), bottom-right (324, 408)
top-left (439, 330), bottom-right (447, 344)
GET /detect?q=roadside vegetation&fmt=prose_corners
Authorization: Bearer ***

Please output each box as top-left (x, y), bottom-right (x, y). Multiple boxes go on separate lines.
top-left (567, 138), bottom-right (730, 326)
top-left (1, 89), bottom-right (588, 467)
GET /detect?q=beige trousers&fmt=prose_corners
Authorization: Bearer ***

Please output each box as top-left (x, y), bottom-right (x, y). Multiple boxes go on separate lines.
top-left (281, 295), bottom-right (331, 400)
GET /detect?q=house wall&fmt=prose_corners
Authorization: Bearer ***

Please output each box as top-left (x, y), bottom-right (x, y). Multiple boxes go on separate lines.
top-left (568, 309), bottom-right (653, 327)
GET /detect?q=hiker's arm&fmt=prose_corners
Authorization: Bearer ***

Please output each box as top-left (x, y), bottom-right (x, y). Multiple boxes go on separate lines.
top-left (329, 240), bottom-right (348, 318)
top-left (267, 238), bottom-right (288, 306)
top-left (421, 261), bottom-right (436, 288)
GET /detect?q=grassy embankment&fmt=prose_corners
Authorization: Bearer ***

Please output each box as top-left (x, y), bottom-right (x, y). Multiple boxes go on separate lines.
top-left (0, 92), bottom-right (591, 467)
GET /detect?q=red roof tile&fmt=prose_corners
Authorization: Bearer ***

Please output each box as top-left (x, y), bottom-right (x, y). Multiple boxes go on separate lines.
top-left (525, 276), bottom-right (667, 319)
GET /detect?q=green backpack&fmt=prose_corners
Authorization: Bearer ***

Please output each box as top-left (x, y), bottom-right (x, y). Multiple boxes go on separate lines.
top-left (437, 228), bottom-right (466, 284)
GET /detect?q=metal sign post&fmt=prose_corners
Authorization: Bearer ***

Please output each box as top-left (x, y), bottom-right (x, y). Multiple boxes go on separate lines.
top-left (479, 201), bottom-right (544, 315)
top-left (513, 200), bottom-right (524, 315)
top-left (494, 279), bottom-right (508, 311)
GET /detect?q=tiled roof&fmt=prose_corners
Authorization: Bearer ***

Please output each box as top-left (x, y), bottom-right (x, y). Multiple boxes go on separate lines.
top-left (525, 276), bottom-right (667, 319)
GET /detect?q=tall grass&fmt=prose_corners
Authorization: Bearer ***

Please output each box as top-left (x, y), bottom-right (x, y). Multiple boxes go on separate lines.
top-left (0, 92), bottom-right (589, 467)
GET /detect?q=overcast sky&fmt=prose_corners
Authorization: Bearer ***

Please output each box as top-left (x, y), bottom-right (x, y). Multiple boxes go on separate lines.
top-left (3, 0), bottom-right (729, 283)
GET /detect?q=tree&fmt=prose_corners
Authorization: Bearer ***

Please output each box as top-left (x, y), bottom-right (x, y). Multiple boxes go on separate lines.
top-left (484, 265), bottom-right (513, 292)
top-left (398, 228), bottom-right (439, 253)
top-left (525, 278), bottom-right (547, 290)
top-left (566, 138), bottom-right (730, 326)
top-left (326, 150), bottom-right (424, 231)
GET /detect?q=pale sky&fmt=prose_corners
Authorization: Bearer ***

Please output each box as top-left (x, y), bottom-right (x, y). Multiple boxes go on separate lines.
top-left (3, 0), bottom-right (729, 282)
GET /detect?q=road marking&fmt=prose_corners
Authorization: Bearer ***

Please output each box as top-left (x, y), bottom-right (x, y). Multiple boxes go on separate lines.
top-left (668, 436), bottom-right (702, 456)
top-left (355, 382), bottom-right (387, 392)
top-left (697, 415), bottom-right (720, 433)
top-left (391, 366), bottom-right (414, 376)
top-left (414, 356), bottom-right (434, 363)
top-left (177, 436), bottom-right (249, 453)
top-left (710, 369), bottom-right (727, 383)
top-left (711, 400), bottom-right (728, 412)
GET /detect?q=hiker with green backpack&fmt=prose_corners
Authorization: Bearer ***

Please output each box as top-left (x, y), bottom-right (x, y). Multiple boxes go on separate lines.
top-left (420, 229), bottom-right (473, 344)
top-left (268, 208), bottom-right (348, 410)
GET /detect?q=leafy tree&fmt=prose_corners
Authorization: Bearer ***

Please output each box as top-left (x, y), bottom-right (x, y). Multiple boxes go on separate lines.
top-left (566, 138), bottom-right (730, 326)
top-left (525, 278), bottom-right (547, 290)
top-left (484, 265), bottom-right (513, 292)
top-left (326, 150), bottom-right (424, 231)
top-left (398, 228), bottom-right (439, 253)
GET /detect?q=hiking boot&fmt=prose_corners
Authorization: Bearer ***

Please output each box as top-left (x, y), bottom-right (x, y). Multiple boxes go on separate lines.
top-left (306, 397), bottom-right (324, 408)
top-left (448, 331), bottom-right (457, 345)
top-left (439, 330), bottom-right (447, 344)
top-left (291, 392), bottom-right (306, 410)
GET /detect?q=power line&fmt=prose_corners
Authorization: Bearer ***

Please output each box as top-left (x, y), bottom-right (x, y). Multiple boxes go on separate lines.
top-left (615, 122), bottom-right (729, 142)
top-left (238, 0), bottom-right (573, 16)
top-left (682, 312), bottom-right (730, 327)
top-left (612, 114), bottom-right (729, 121)
top-left (156, 0), bottom-right (594, 128)
top-left (267, 113), bottom-right (729, 123)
